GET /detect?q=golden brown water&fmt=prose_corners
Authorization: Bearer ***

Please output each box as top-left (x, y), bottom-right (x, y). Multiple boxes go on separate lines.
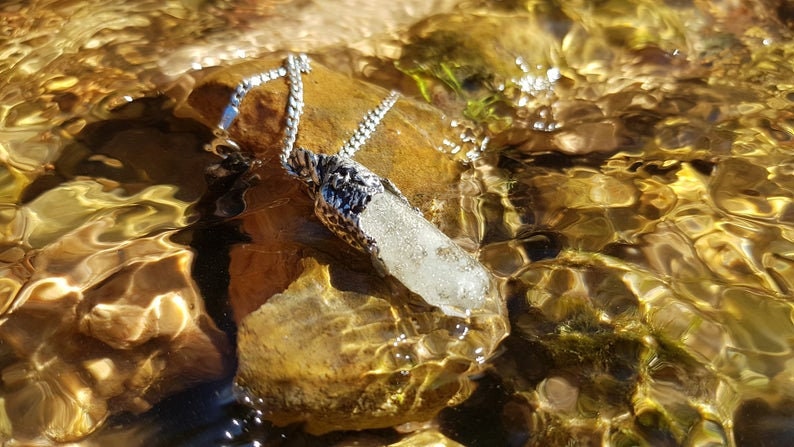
top-left (2, 0), bottom-right (794, 445)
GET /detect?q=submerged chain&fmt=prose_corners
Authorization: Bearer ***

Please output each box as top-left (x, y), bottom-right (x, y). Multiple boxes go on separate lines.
top-left (219, 66), bottom-right (286, 131)
top-left (205, 54), bottom-right (310, 157)
top-left (205, 54), bottom-right (409, 262)
top-left (281, 54), bottom-right (310, 170)
top-left (338, 90), bottom-right (400, 159)
top-left (206, 53), bottom-right (399, 199)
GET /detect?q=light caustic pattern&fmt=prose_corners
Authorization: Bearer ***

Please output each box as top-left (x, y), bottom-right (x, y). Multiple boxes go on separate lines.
top-left (4, 0), bottom-right (794, 445)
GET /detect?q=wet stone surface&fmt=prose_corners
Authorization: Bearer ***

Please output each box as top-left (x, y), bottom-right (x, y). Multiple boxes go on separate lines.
top-left (3, 0), bottom-right (794, 445)
top-left (0, 98), bottom-right (233, 443)
top-left (236, 258), bottom-right (495, 433)
top-left (188, 58), bottom-right (509, 433)
top-left (186, 58), bottom-right (480, 320)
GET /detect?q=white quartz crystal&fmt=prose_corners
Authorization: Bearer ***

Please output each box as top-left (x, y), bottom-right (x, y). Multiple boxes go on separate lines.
top-left (359, 189), bottom-right (494, 318)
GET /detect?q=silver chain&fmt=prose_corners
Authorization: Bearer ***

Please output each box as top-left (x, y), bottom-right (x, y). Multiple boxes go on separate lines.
top-left (205, 55), bottom-right (309, 157)
top-left (207, 54), bottom-right (398, 178)
top-left (281, 54), bottom-right (310, 170)
top-left (338, 90), bottom-right (400, 159)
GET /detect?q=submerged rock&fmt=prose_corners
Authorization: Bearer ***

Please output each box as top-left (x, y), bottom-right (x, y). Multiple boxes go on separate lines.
top-left (187, 57), bottom-right (481, 320)
top-left (237, 257), bottom-right (506, 434)
top-left (497, 250), bottom-right (735, 446)
top-left (0, 182), bottom-right (231, 443)
top-left (0, 231), bottom-right (231, 442)
top-left (388, 428), bottom-right (465, 446)
top-left (188, 58), bottom-right (508, 433)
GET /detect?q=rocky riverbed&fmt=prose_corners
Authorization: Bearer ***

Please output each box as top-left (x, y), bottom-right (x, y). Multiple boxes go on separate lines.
top-left (2, 0), bottom-right (794, 445)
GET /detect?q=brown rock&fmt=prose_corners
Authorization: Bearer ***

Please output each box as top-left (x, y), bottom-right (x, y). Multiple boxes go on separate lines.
top-left (189, 57), bottom-right (508, 434)
top-left (236, 257), bottom-right (506, 434)
top-left (186, 57), bottom-right (469, 321)
top-left (0, 219), bottom-right (231, 443)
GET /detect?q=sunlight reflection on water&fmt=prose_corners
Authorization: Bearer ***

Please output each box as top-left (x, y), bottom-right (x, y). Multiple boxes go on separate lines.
top-left (2, 0), bottom-right (794, 445)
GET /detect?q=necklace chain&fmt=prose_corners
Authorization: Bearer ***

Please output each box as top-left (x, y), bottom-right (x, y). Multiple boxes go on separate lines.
top-left (207, 54), bottom-right (398, 183)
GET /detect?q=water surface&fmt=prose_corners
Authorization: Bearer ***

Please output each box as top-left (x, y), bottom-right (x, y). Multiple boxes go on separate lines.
top-left (2, 0), bottom-right (794, 445)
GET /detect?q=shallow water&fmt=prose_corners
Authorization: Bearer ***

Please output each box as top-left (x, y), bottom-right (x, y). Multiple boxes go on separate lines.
top-left (2, 0), bottom-right (794, 445)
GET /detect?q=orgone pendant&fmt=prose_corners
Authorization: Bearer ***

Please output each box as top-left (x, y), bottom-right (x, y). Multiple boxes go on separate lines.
top-left (206, 54), bottom-right (497, 318)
